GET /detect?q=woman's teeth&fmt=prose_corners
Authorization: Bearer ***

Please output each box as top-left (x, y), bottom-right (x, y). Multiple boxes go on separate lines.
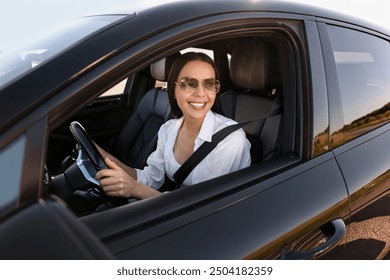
top-left (190, 102), bottom-right (205, 108)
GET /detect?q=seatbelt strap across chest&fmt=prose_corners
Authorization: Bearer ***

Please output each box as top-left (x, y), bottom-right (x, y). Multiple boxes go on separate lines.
top-left (172, 106), bottom-right (281, 189)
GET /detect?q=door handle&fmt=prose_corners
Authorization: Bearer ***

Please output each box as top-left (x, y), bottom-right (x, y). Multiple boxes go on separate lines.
top-left (281, 218), bottom-right (346, 260)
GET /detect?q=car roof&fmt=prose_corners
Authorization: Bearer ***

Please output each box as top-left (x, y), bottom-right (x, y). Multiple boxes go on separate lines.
top-left (105, 0), bottom-right (390, 36)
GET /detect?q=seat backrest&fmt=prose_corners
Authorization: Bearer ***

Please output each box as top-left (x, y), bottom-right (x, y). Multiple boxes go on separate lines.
top-left (111, 53), bottom-right (180, 168)
top-left (220, 38), bottom-right (282, 163)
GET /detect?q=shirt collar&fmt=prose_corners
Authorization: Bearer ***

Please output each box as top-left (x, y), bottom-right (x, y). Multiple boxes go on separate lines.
top-left (173, 111), bottom-right (215, 144)
top-left (197, 110), bottom-right (215, 143)
top-left (173, 116), bottom-right (184, 132)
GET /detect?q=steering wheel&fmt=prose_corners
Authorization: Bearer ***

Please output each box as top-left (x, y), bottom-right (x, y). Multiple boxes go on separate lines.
top-left (69, 121), bottom-right (128, 207)
top-left (70, 121), bottom-right (107, 173)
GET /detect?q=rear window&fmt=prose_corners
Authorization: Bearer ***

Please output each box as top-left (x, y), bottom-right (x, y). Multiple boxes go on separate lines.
top-left (328, 25), bottom-right (390, 143)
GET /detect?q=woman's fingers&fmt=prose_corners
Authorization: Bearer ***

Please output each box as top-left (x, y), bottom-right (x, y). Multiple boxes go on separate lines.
top-left (96, 168), bottom-right (114, 180)
top-left (95, 158), bottom-right (119, 179)
top-left (104, 157), bottom-right (120, 170)
top-left (99, 176), bottom-right (113, 186)
top-left (95, 157), bottom-right (132, 198)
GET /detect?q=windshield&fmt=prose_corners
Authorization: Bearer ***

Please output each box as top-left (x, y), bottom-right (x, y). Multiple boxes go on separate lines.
top-left (0, 15), bottom-right (127, 89)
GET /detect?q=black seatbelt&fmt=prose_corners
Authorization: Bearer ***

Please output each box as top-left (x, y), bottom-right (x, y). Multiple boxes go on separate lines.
top-left (170, 106), bottom-right (281, 189)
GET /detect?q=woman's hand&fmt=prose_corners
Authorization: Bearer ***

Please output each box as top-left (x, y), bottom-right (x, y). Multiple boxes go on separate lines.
top-left (96, 157), bottom-right (160, 200)
top-left (95, 157), bottom-right (136, 198)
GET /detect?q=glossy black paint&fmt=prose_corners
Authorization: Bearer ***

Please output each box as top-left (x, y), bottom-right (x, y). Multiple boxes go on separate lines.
top-left (1, 0), bottom-right (390, 260)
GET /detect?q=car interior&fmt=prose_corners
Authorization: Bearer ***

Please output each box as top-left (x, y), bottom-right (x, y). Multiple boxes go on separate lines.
top-left (46, 33), bottom-right (298, 216)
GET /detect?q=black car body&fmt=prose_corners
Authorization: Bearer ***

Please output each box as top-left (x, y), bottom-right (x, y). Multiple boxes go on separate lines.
top-left (1, 0), bottom-right (390, 260)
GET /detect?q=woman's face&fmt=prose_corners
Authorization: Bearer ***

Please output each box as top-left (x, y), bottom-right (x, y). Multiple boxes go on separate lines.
top-left (174, 60), bottom-right (218, 122)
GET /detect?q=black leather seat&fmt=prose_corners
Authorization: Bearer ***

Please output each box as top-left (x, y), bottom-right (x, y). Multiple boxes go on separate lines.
top-left (110, 53), bottom-right (179, 168)
top-left (220, 38), bottom-right (283, 164)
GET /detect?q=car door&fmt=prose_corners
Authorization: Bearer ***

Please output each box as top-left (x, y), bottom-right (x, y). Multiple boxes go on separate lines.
top-left (81, 153), bottom-right (348, 259)
top-left (318, 22), bottom-right (390, 259)
top-left (80, 17), bottom-right (350, 260)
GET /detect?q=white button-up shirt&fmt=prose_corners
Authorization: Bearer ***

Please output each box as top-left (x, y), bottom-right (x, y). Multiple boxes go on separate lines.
top-left (136, 111), bottom-right (251, 189)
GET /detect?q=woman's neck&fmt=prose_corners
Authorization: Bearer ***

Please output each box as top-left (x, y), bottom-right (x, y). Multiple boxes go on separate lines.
top-left (180, 116), bottom-right (204, 138)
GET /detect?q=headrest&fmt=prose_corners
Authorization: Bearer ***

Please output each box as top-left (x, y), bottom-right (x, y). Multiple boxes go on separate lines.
top-left (150, 52), bottom-right (181, 81)
top-left (230, 38), bottom-right (276, 90)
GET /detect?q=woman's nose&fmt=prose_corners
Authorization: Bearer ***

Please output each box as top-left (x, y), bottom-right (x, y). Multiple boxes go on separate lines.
top-left (193, 84), bottom-right (206, 96)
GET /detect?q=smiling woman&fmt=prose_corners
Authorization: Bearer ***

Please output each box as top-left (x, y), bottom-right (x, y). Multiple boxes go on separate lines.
top-left (95, 51), bottom-right (251, 195)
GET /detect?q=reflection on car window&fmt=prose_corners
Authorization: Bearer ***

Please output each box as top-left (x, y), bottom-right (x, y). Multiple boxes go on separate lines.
top-left (0, 135), bottom-right (26, 213)
top-left (328, 25), bottom-right (390, 144)
top-left (0, 15), bottom-right (127, 89)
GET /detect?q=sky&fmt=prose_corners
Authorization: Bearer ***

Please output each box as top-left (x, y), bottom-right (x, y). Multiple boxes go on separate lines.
top-left (1, 0), bottom-right (389, 53)
top-left (0, 0), bottom-right (173, 53)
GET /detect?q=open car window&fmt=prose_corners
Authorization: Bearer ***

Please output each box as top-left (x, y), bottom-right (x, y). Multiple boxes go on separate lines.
top-left (45, 25), bottom-right (299, 218)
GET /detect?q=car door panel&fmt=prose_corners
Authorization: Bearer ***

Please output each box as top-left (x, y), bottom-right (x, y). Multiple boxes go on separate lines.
top-left (332, 125), bottom-right (390, 259)
top-left (119, 156), bottom-right (348, 260)
top-left (82, 153), bottom-right (349, 259)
